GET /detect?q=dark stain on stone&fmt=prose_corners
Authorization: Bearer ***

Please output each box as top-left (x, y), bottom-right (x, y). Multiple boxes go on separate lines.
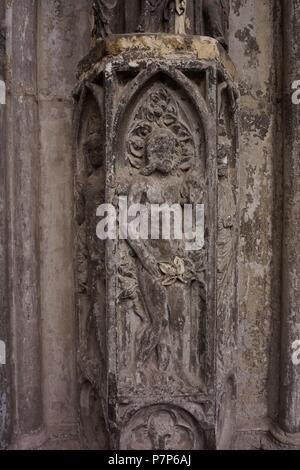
top-left (231, 0), bottom-right (242, 17)
top-left (241, 111), bottom-right (270, 140)
top-left (235, 27), bottom-right (260, 67)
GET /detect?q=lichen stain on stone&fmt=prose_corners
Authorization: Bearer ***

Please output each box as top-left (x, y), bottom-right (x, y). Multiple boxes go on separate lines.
top-left (240, 157), bottom-right (273, 265)
top-left (54, 0), bottom-right (63, 18)
top-left (241, 111), bottom-right (271, 140)
top-left (231, 0), bottom-right (245, 17)
top-left (235, 27), bottom-right (260, 68)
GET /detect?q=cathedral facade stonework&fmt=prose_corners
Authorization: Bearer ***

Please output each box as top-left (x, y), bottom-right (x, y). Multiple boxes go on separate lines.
top-left (0, 0), bottom-right (300, 450)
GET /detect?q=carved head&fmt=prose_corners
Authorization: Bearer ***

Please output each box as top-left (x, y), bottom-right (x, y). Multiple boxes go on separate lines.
top-left (143, 128), bottom-right (177, 176)
top-left (148, 410), bottom-right (174, 449)
top-left (83, 132), bottom-right (104, 169)
top-left (147, 409), bottom-right (195, 450)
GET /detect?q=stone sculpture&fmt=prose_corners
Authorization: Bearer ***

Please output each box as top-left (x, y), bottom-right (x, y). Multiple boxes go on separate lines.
top-left (75, 0), bottom-right (239, 450)
top-left (92, 0), bottom-right (230, 50)
top-left (93, 0), bottom-right (118, 38)
top-left (203, 0), bottom-right (229, 51)
top-left (120, 405), bottom-right (204, 450)
top-left (75, 88), bottom-right (109, 449)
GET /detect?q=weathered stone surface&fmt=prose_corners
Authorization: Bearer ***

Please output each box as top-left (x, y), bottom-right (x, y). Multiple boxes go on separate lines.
top-left (75, 35), bottom-right (239, 449)
top-left (0, 3), bottom-right (5, 80)
top-left (92, 0), bottom-right (230, 50)
top-left (229, 0), bottom-right (283, 441)
top-left (1, 0), bottom-right (300, 451)
top-left (38, 0), bottom-right (91, 443)
top-left (5, 0), bottom-right (44, 449)
top-left (2, 0), bottom-right (92, 450)
top-left (78, 35), bottom-right (237, 82)
top-left (0, 0), bottom-right (10, 451)
top-left (278, 0), bottom-right (300, 440)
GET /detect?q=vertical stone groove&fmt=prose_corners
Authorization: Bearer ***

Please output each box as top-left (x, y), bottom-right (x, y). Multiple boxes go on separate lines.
top-left (6, 0), bottom-right (44, 448)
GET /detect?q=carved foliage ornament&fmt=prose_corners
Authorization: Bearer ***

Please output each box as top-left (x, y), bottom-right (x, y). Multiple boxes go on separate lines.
top-left (127, 86), bottom-right (195, 172)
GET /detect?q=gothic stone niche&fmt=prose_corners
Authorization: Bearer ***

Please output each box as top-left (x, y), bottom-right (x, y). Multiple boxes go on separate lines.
top-left (74, 84), bottom-right (109, 449)
top-left (115, 78), bottom-right (208, 398)
top-left (75, 36), bottom-right (239, 449)
top-left (106, 64), bottom-right (228, 450)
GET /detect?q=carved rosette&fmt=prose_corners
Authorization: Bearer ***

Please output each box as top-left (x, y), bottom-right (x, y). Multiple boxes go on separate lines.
top-left (75, 33), bottom-right (239, 449)
top-left (127, 86), bottom-right (195, 171)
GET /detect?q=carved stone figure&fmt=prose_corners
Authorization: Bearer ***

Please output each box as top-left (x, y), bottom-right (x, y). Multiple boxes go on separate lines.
top-left (215, 80), bottom-right (238, 448)
top-left (116, 84), bottom-right (206, 394)
top-left (137, 0), bottom-right (170, 33)
top-left (77, 130), bottom-right (106, 357)
top-left (217, 142), bottom-right (235, 303)
top-left (76, 17), bottom-right (239, 449)
top-left (137, 0), bottom-right (186, 33)
top-left (217, 81), bottom-right (236, 319)
top-left (92, 0), bottom-right (118, 38)
top-left (92, 0), bottom-right (230, 50)
top-left (203, 0), bottom-right (230, 51)
top-left (76, 102), bottom-right (108, 448)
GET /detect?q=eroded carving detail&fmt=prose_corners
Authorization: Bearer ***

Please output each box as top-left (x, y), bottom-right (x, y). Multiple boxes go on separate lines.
top-left (127, 86), bottom-right (195, 171)
top-left (92, 0), bottom-right (230, 50)
top-left (116, 82), bottom-right (207, 395)
top-left (203, 0), bottom-right (230, 51)
top-left (217, 80), bottom-right (237, 351)
top-left (120, 406), bottom-right (204, 450)
top-left (216, 79), bottom-right (238, 447)
top-left (76, 92), bottom-right (108, 448)
top-left (93, 0), bottom-right (118, 39)
top-left (137, 0), bottom-right (187, 34)
top-left (0, 21), bottom-right (5, 78)
top-left (76, 40), bottom-right (239, 449)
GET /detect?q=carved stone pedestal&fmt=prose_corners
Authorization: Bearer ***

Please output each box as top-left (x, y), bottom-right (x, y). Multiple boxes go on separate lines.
top-left (74, 34), bottom-right (239, 450)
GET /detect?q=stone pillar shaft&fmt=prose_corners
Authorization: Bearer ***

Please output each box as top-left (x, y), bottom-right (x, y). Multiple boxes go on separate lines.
top-left (6, 0), bottom-right (44, 447)
top-left (279, 0), bottom-right (300, 434)
top-left (75, 33), bottom-right (239, 450)
top-left (0, 0), bottom-right (11, 450)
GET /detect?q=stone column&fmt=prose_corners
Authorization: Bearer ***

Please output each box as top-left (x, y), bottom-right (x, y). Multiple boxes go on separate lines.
top-left (0, 0), bottom-right (11, 450)
top-left (277, 0), bottom-right (300, 443)
top-left (5, 0), bottom-right (44, 449)
top-left (38, 0), bottom-right (91, 443)
top-left (3, 0), bottom-right (92, 449)
top-left (75, 29), bottom-right (238, 449)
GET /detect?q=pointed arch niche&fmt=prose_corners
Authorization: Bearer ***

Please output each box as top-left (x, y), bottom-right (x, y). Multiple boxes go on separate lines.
top-left (74, 45), bottom-right (239, 449)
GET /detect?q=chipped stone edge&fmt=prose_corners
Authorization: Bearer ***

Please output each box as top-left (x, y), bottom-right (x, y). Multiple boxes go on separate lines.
top-left (77, 34), bottom-right (238, 84)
